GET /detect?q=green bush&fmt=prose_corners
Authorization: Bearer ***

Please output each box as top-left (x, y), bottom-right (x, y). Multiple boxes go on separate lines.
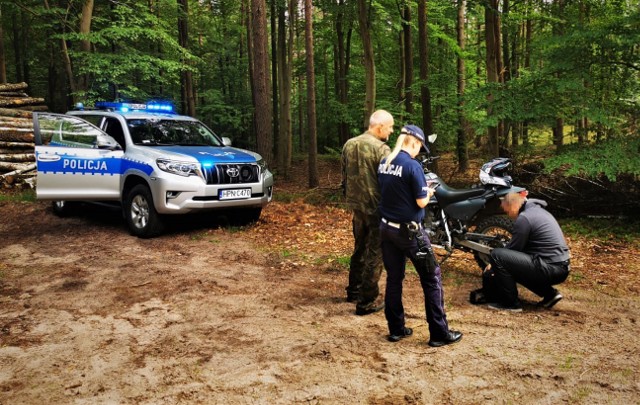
top-left (543, 137), bottom-right (640, 181)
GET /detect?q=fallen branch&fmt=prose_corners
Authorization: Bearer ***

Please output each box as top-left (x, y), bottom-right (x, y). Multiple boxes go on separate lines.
top-left (0, 163), bottom-right (36, 184)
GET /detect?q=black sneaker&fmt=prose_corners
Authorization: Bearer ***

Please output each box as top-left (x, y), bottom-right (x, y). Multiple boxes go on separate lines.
top-left (488, 302), bottom-right (523, 313)
top-left (537, 290), bottom-right (563, 309)
top-left (388, 327), bottom-right (413, 342)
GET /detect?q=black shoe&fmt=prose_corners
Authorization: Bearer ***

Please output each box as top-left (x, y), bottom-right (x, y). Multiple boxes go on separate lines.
top-left (488, 302), bottom-right (523, 313)
top-left (355, 302), bottom-right (384, 316)
top-left (428, 330), bottom-right (463, 347)
top-left (388, 327), bottom-right (413, 342)
top-left (346, 295), bottom-right (358, 303)
top-left (537, 290), bottom-right (563, 309)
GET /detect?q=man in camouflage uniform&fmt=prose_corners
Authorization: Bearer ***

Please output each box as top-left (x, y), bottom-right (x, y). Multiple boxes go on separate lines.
top-left (341, 110), bottom-right (394, 315)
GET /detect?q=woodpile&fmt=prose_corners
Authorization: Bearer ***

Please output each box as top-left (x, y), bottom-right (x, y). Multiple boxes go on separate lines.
top-left (0, 82), bottom-right (47, 189)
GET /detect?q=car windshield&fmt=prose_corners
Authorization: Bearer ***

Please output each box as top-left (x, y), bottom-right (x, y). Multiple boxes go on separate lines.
top-left (127, 118), bottom-right (223, 147)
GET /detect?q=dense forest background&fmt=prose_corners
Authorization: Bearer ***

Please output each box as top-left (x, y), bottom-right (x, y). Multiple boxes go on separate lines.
top-left (0, 0), bottom-right (638, 188)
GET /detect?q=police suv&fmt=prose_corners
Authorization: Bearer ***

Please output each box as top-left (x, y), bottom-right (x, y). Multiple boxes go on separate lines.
top-left (34, 101), bottom-right (273, 237)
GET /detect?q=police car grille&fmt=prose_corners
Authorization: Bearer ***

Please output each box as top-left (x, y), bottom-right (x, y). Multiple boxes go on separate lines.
top-left (204, 164), bottom-right (260, 185)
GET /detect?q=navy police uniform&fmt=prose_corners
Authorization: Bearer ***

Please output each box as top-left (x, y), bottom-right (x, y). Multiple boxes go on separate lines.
top-left (378, 126), bottom-right (460, 346)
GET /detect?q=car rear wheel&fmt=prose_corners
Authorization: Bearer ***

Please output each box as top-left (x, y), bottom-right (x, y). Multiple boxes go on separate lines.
top-left (124, 184), bottom-right (164, 238)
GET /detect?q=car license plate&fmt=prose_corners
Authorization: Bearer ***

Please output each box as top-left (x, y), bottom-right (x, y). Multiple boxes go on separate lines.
top-left (219, 188), bottom-right (252, 200)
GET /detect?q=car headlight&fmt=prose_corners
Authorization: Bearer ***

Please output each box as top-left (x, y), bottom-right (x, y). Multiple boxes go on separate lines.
top-left (157, 158), bottom-right (199, 177)
top-left (257, 158), bottom-right (268, 173)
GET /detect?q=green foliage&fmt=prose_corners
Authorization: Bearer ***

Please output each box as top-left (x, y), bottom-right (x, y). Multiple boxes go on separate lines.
top-left (559, 217), bottom-right (640, 247)
top-left (3, 0), bottom-right (640, 161)
top-left (0, 190), bottom-right (36, 203)
top-left (542, 137), bottom-right (640, 181)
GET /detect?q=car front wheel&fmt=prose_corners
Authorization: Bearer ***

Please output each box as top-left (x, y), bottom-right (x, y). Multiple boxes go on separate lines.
top-left (51, 200), bottom-right (75, 217)
top-left (124, 184), bottom-right (164, 238)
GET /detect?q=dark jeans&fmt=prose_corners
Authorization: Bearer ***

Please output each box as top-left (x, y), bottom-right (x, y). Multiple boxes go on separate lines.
top-left (380, 222), bottom-right (449, 339)
top-left (490, 248), bottom-right (570, 306)
top-left (347, 210), bottom-right (383, 308)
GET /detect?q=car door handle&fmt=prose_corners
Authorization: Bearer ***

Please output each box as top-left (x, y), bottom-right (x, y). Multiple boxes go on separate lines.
top-left (37, 155), bottom-right (61, 162)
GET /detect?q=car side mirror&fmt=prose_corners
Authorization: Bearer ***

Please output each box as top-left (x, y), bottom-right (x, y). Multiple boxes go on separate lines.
top-left (222, 137), bottom-right (232, 146)
top-left (96, 135), bottom-right (123, 150)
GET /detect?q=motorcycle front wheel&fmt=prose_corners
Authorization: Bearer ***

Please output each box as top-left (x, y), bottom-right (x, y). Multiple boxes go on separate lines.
top-left (472, 215), bottom-right (514, 270)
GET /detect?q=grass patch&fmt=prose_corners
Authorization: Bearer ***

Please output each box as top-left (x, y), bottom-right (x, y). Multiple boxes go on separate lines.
top-left (559, 217), bottom-right (640, 247)
top-left (0, 189), bottom-right (36, 203)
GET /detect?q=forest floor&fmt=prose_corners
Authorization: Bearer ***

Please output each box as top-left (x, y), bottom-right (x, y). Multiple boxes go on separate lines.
top-left (0, 155), bottom-right (639, 404)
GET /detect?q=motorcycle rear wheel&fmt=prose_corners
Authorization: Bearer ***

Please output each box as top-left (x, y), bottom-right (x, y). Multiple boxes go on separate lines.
top-left (473, 215), bottom-right (514, 270)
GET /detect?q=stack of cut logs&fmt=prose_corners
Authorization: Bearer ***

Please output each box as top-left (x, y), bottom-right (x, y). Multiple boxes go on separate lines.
top-left (0, 82), bottom-right (48, 189)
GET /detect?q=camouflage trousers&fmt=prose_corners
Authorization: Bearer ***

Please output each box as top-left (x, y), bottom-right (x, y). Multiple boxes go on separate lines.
top-left (346, 210), bottom-right (384, 309)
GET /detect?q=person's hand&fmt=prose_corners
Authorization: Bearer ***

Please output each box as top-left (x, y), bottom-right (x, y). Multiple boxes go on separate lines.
top-left (484, 264), bottom-right (492, 273)
top-left (427, 187), bottom-right (435, 198)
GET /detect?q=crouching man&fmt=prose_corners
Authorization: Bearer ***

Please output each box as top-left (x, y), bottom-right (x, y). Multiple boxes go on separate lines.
top-left (486, 191), bottom-right (571, 312)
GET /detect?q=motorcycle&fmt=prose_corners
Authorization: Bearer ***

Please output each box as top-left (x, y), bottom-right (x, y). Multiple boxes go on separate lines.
top-left (420, 137), bottom-right (526, 269)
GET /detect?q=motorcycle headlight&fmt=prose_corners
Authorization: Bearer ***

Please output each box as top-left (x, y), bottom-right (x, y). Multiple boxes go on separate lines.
top-left (157, 158), bottom-right (199, 177)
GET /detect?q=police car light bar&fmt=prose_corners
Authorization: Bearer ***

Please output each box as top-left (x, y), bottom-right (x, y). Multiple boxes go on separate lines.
top-left (95, 101), bottom-right (175, 113)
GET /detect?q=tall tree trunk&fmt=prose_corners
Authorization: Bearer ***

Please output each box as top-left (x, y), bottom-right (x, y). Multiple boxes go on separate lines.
top-left (0, 6), bottom-right (6, 84)
top-left (304, 0), bottom-right (318, 187)
top-left (12, 10), bottom-right (23, 83)
top-left (522, 0), bottom-right (532, 146)
top-left (77, 0), bottom-right (94, 94)
top-left (418, 0), bottom-right (436, 172)
top-left (485, 0), bottom-right (500, 157)
top-left (501, 0), bottom-right (511, 148)
top-left (270, 0), bottom-right (279, 152)
top-left (250, 0), bottom-right (273, 163)
top-left (276, 0), bottom-right (293, 177)
top-left (177, 0), bottom-right (195, 116)
top-left (287, 0), bottom-right (295, 165)
top-left (552, 0), bottom-right (564, 149)
top-left (456, 0), bottom-right (468, 171)
top-left (304, 0), bottom-right (319, 187)
top-left (357, 0), bottom-right (375, 129)
top-left (402, 1), bottom-right (413, 116)
top-left (335, 0), bottom-right (352, 145)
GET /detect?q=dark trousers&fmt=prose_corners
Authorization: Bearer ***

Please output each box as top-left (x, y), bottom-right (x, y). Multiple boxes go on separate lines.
top-left (490, 248), bottom-right (570, 306)
top-left (380, 223), bottom-right (449, 339)
top-left (347, 210), bottom-right (383, 308)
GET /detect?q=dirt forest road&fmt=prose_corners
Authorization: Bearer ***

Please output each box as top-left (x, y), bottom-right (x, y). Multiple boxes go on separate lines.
top-left (1, 196), bottom-right (639, 405)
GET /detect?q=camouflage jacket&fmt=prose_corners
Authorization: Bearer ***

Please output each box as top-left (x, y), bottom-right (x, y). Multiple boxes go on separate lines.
top-left (341, 132), bottom-right (391, 215)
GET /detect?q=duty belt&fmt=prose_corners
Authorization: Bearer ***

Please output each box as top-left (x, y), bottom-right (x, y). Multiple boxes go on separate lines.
top-left (381, 217), bottom-right (401, 229)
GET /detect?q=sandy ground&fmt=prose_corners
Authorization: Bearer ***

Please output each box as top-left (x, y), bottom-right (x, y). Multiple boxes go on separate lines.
top-left (1, 194), bottom-right (639, 405)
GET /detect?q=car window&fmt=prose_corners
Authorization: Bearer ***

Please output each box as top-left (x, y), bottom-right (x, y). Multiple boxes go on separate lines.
top-left (103, 117), bottom-right (126, 150)
top-left (37, 113), bottom-right (108, 148)
top-left (76, 115), bottom-right (104, 128)
top-left (127, 119), bottom-right (223, 146)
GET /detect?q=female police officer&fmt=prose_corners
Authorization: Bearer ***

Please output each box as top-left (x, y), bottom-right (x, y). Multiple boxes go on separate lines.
top-left (377, 124), bottom-right (462, 347)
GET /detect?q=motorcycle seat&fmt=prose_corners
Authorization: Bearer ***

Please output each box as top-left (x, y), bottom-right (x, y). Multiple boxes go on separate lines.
top-left (434, 183), bottom-right (488, 205)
